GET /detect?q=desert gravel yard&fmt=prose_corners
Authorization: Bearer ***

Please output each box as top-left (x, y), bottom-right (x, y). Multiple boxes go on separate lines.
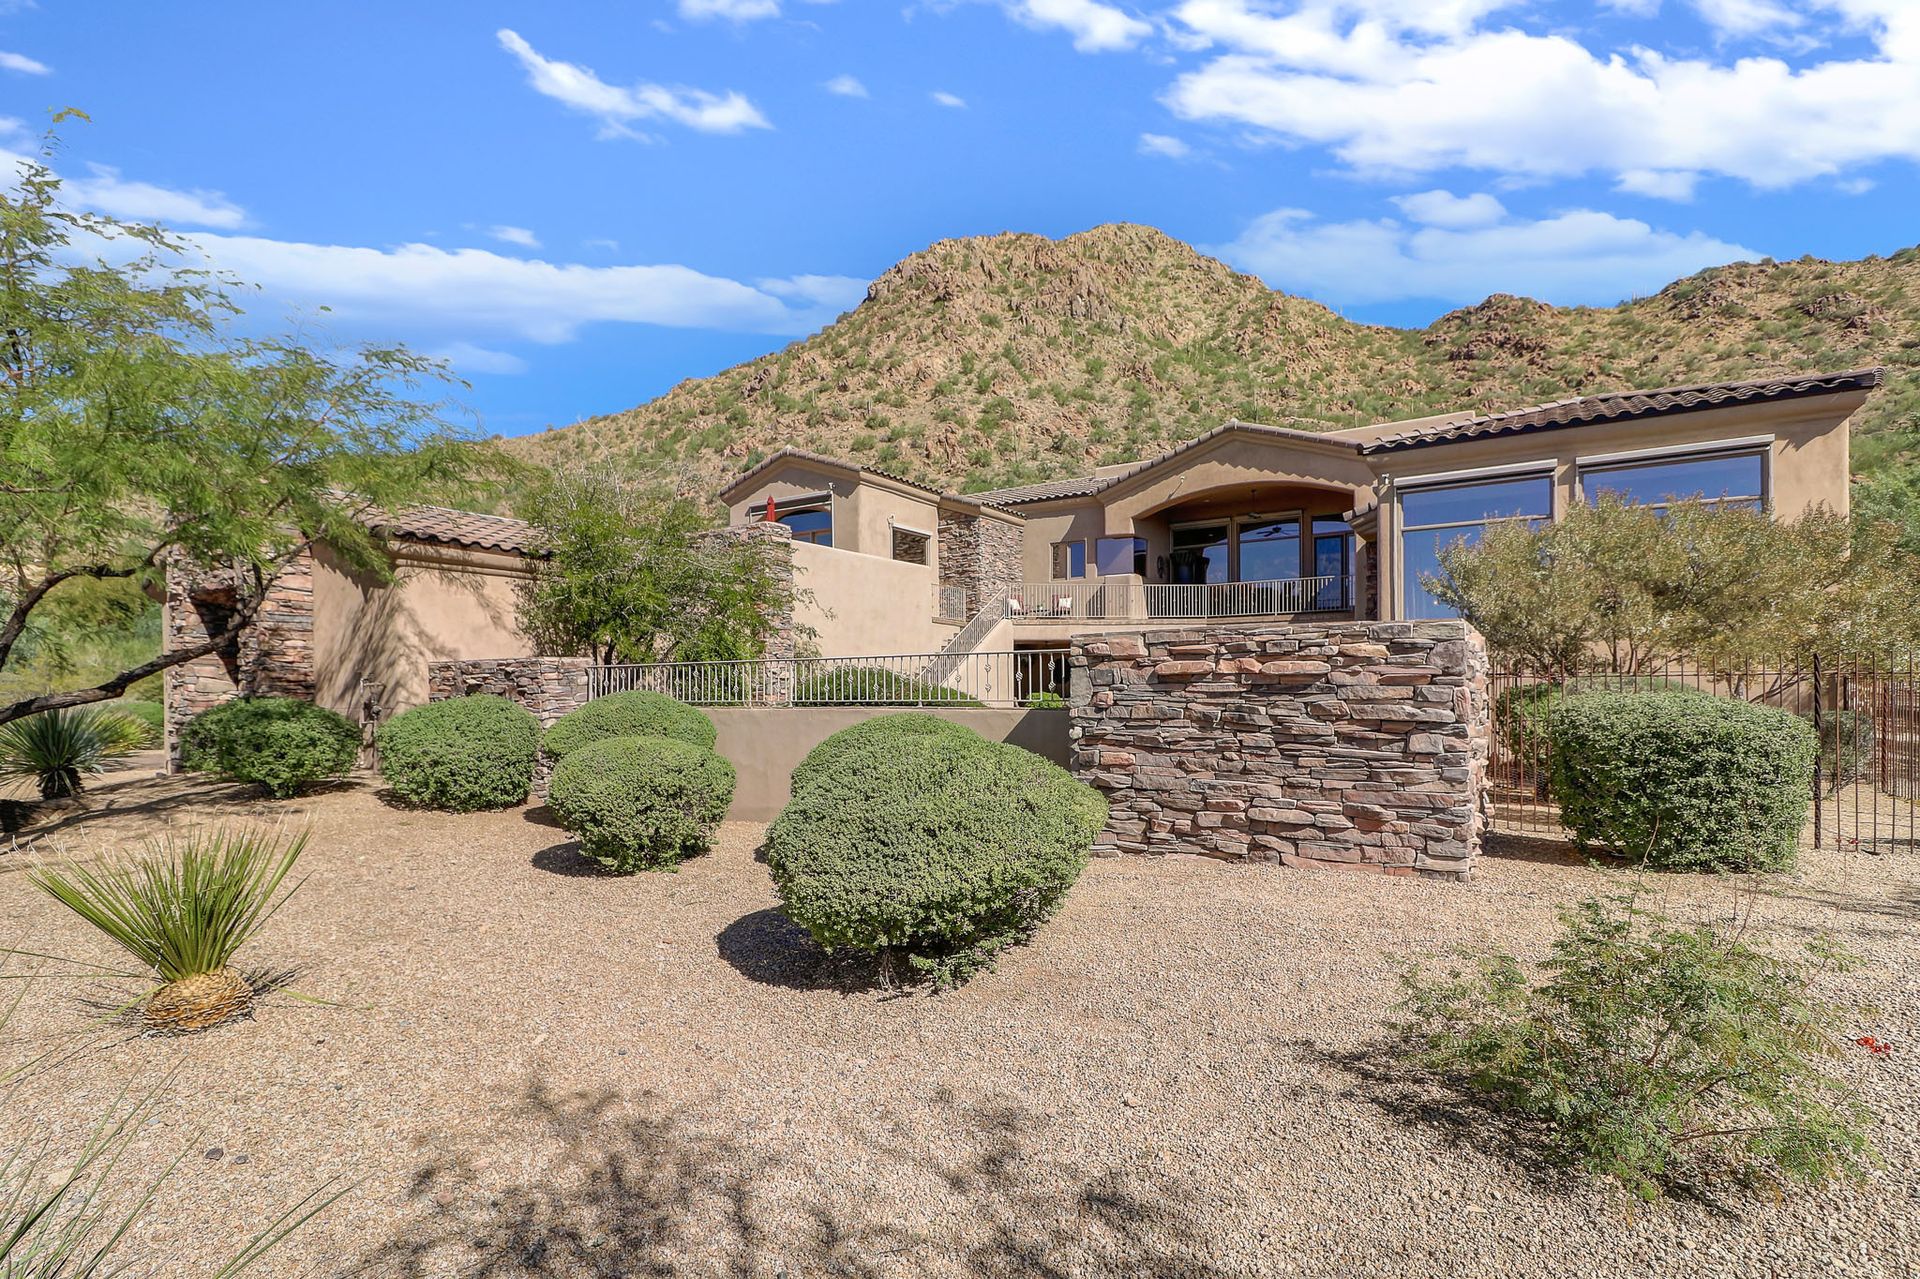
top-left (2, 770), bottom-right (1916, 1279)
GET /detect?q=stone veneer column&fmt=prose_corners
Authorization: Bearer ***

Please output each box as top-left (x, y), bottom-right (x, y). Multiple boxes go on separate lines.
top-left (1068, 620), bottom-right (1491, 881)
top-left (702, 521), bottom-right (796, 705)
top-left (937, 506), bottom-right (1023, 619)
top-left (162, 548), bottom-right (317, 768)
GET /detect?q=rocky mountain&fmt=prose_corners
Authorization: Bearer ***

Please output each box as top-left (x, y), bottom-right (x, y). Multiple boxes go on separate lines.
top-left (509, 223), bottom-right (1920, 495)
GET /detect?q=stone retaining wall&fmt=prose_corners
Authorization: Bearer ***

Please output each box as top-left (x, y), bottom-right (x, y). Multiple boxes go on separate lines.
top-left (163, 548), bottom-right (316, 766)
top-left (1068, 620), bottom-right (1491, 880)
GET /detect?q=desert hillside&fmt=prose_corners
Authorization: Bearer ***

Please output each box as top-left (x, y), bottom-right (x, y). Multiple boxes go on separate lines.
top-left (510, 223), bottom-right (1920, 494)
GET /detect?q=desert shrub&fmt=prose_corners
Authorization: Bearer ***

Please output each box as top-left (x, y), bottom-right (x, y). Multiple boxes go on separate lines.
top-left (792, 666), bottom-right (983, 706)
top-left (1397, 894), bottom-right (1874, 1200)
top-left (542, 691), bottom-right (716, 763)
top-left (788, 712), bottom-right (985, 796)
top-left (30, 826), bottom-right (307, 1032)
top-left (1546, 691), bottom-right (1815, 871)
top-left (546, 736), bottom-right (735, 872)
top-left (376, 695), bottom-right (538, 811)
top-left (182, 696), bottom-right (360, 798)
top-left (115, 699), bottom-right (165, 744)
top-left (0, 706), bottom-right (148, 799)
top-left (767, 732), bottom-right (1107, 988)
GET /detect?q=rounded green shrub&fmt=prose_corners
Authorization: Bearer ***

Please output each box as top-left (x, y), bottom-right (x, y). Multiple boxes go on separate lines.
top-left (375, 695), bottom-right (539, 812)
top-left (789, 712), bottom-right (985, 797)
top-left (767, 731), bottom-right (1108, 987)
top-left (181, 696), bottom-right (361, 798)
top-left (542, 691), bottom-right (716, 763)
top-left (546, 735), bottom-right (736, 872)
top-left (1546, 690), bottom-right (1816, 871)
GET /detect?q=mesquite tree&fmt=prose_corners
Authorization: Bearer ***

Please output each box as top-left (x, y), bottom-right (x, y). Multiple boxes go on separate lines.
top-left (0, 132), bottom-right (498, 726)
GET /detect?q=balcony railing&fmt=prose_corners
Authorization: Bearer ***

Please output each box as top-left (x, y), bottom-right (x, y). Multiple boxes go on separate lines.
top-left (586, 649), bottom-right (1071, 709)
top-left (1004, 575), bottom-right (1352, 623)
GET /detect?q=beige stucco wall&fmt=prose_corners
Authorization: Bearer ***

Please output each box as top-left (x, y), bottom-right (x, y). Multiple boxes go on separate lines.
top-left (725, 458), bottom-right (942, 563)
top-left (792, 540), bottom-right (959, 656)
top-left (1372, 392), bottom-right (1864, 619)
top-left (311, 539), bottom-right (534, 717)
top-left (709, 706), bottom-right (1070, 820)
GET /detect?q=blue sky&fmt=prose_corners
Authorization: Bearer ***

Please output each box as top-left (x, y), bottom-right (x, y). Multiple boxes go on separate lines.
top-left (5, 0), bottom-right (1917, 437)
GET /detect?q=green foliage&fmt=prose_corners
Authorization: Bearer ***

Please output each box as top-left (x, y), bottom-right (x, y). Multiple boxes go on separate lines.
top-left (767, 724), bottom-right (1107, 987)
top-left (183, 696), bottom-right (361, 798)
top-left (792, 666), bottom-right (984, 707)
top-left (1432, 496), bottom-right (1920, 674)
top-left (1021, 691), bottom-right (1067, 708)
top-left (546, 736), bottom-right (736, 872)
top-left (542, 690), bottom-right (716, 763)
top-left (1546, 691), bottom-right (1816, 871)
top-left (787, 712), bottom-right (981, 795)
top-left (0, 131), bottom-right (503, 730)
top-left (29, 826), bottom-right (306, 983)
top-left (1397, 894), bottom-right (1874, 1200)
top-left (375, 695), bottom-right (538, 811)
top-left (0, 578), bottom-right (160, 709)
top-left (514, 464), bottom-right (802, 664)
top-left (114, 699), bottom-right (164, 744)
top-left (0, 706), bottom-right (147, 799)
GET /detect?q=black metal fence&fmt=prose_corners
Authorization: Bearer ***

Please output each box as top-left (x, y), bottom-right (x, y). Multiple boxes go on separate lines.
top-left (1488, 658), bottom-right (1920, 853)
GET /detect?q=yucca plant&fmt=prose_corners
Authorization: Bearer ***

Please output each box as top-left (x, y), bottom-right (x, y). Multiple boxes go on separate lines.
top-left (29, 829), bottom-right (306, 1033)
top-left (0, 708), bottom-right (149, 801)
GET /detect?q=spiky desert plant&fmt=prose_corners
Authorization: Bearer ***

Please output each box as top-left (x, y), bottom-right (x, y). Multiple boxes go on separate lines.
top-left (28, 829), bottom-right (306, 1033)
top-left (0, 709), bottom-right (148, 801)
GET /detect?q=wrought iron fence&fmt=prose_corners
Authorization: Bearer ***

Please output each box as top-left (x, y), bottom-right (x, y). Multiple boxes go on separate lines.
top-left (1489, 657), bottom-right (1920, 853)
top-left (587, 648), bottom-right (1072, 709)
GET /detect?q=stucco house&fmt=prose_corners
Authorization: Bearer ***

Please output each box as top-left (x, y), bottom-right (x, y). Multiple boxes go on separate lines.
top-left (720, 368), bottom-right (1879, 659)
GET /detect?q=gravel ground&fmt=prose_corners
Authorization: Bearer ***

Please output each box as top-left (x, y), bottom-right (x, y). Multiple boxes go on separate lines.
top-left (1, 768), bottom-right (1915, 1279)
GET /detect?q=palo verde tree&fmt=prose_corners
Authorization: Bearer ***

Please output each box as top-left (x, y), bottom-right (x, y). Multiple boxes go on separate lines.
top-left (1426, 494), bottom-right (1920, 677)
top-left (0, 128), bottom-right (501, 727)
top-left (514, 463), bottom-right (807, 665)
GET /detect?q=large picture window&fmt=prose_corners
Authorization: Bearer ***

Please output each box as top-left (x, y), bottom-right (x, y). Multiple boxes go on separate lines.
top-left (1580, 449), bottom-right (1766, 512)
top-left (1236, 516), bottom-right (1302, 582)
top-left (776, 506), bottom-right (832, 546)
top-left (1168, 523), bottom-right (1229, 585)
top-left (1095, 535), bottom-right (1148, 578)
top-left (1400, 473), bottom-right (1553, 619)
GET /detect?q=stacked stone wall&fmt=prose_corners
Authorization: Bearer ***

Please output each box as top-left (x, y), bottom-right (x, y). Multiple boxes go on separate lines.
top-left (937, 510), bottom-right (1024, 619)
top-left (1069, 620), bottom-right (1490, 880)
top-left (162, 548), bottom-right (316, 766)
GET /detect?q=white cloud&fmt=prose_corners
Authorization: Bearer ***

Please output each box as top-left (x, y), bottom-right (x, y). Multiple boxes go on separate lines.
top-left (1692, 0), bottom-right (1803, 37)
top-left (1390, 189), bottom-right (1505, 228)
top-left (1601, 0), bottom-right (1662, 15)
top-left (1001, 0), bottom-right (1152, 51)
top-left (679, 0), bottom-right (781, 18)
top-left (1163, 0), bottom-right (1920, 194)
top-left (497, 28), bottom-right (771, 139)
top-left (583, 237), bottom-right (621, 250)
top-left (428, 341), bottom-right (530, 376)
top-left (1615, 168), bottom-right (1701, 200)
top-left (61, 161), bottom-right (248, 229)
top-left (824, 73), bottom-right (869, 98)
top-left (487, 224), bottom-right (540, 249)
top-left (1138, 132), bottom-right (1192, 158)
top-left (755, 273), bottom-right (868, 311)
top-left (932, 90), bottom-right (969, 108)
top-left (1214, 203), bottom-right (1757, 308)
top-left (0, 49), bottom-right (48, 75)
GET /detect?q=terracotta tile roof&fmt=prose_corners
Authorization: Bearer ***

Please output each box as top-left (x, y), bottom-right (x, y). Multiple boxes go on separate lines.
top-left (368, 504), bottom-right (542, 554)
top-left (1360, 368), bottom-right (1884, 455)
top-left (719, 448), bottom-right (945, 500)
top-left (963, 475), bottom-right (1108, 506)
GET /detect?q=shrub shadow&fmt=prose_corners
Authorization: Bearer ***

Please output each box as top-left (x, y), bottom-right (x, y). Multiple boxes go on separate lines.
top-left (520, 805), bottom-right (565, 830)
top-left (362, 1080), bottom-right (1244, 1279)
top-left (529, 841), bottom-right (614, 878)
top-left (715, 907), bottom-right (893, 995)
top-left (1298, 1037), bottom-right (1734, 1212)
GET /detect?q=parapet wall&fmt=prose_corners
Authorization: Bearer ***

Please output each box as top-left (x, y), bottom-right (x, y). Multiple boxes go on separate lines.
top-left (1068, 620), bottom-right (1491, 880)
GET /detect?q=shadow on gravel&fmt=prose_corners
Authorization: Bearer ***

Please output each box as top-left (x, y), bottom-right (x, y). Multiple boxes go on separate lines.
top-left (520, 805), bottom-right (565, 830)
top-left (529, 841), bottom-right (608, 878)
top-left (362, 1080), bottom-right (1242, 1279)
top-left (714, 907), bottom-right (889, 994)
top-left (1300, 1039), bottom-right (1738, 1213)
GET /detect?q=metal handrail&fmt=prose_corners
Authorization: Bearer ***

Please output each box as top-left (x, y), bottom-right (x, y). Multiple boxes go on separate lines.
top-left (1003, 575), bottom-right (1352, 622)
top-left (587, 648), bottom-right (1071, 709)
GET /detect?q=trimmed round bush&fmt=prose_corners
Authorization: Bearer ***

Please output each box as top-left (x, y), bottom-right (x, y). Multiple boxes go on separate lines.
top-left (181, 696), bottom-right (360, 798)
top-left (375, 695), bottom-right (539, 812)
top-left (789, 712), bottom-right (985, 796)
top-left (542, 691), bottom-right (715, 763)
top-left (1546, 690), bottom-right (1816, 871)
top-left (546, 735), bottom-right (736, 872)
top-left (767, 730), bottom-right (1108, 987)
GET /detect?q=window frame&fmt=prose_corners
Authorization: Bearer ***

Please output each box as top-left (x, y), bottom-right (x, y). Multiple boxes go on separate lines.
top-left (1576, 441), bottom-right (1771, 513)
top-left (1051, 539), bottom-right (1088, 580)
top-left (1397, 466), bottom-right (1555, 620)
top-left (1094, 535), bottom-right (1148, 579)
